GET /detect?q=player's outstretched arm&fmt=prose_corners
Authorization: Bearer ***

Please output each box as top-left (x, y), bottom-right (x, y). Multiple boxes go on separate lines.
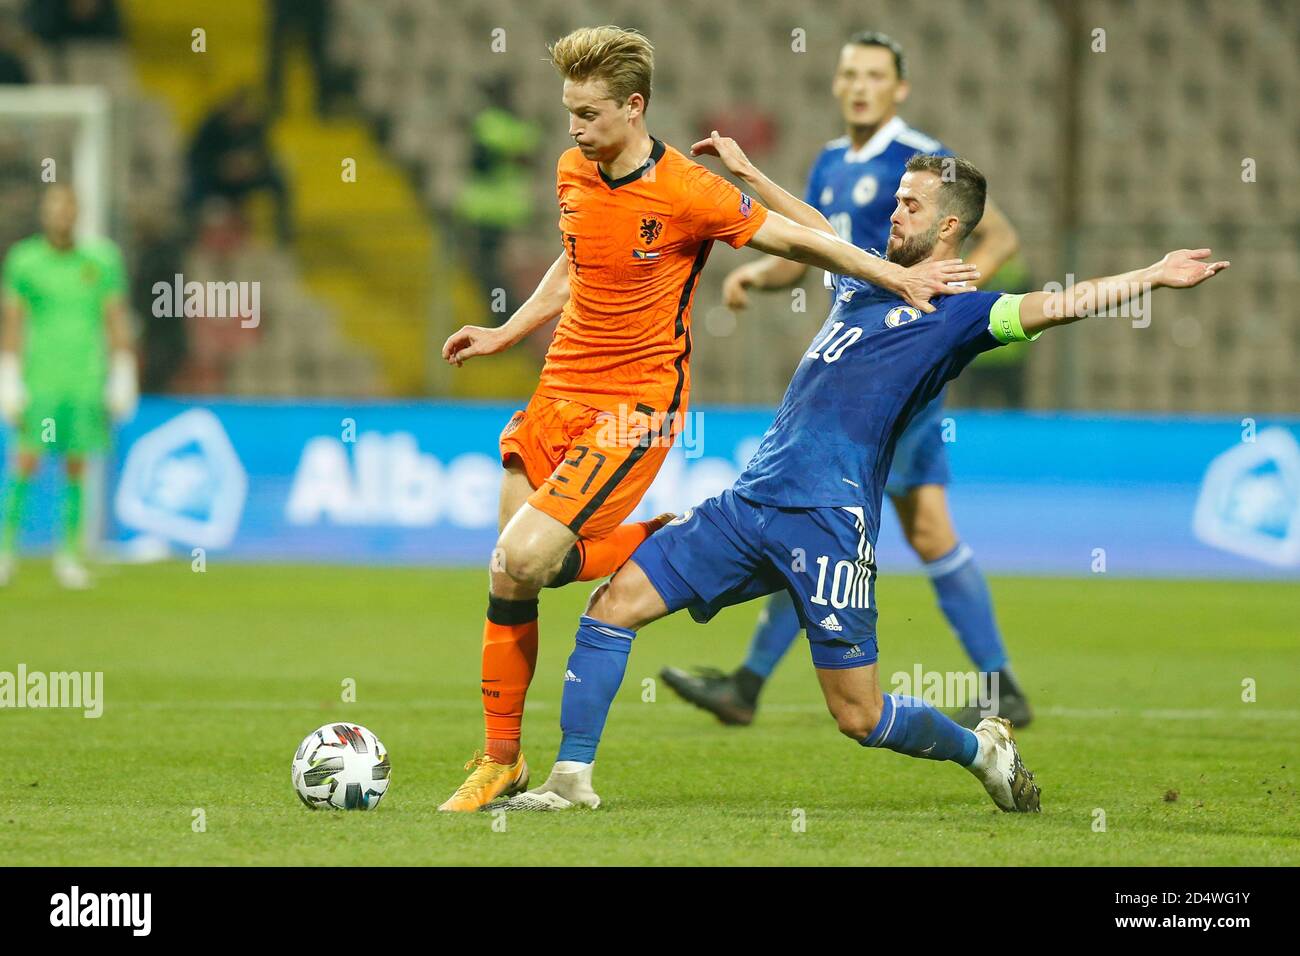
top-left (1015, 249), bottom-right (1230, 338)
top-left (747, 212), bottom-right (979, 314)
top-left (442, 251), bottom-right (571, 366)
top-left (693, 130), bottom-right (815, 310)
top-left (721, 256), bottom-right (807, 311)
top-left (692, 131), bottom-right (834, 236)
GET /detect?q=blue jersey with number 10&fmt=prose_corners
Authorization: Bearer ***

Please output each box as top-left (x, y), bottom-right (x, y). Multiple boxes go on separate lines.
top-left (733, 282), bottom-right (1009, 541)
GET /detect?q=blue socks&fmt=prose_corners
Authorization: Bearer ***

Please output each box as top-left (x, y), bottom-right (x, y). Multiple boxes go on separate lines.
top-left (925, 542), bottom-right (1008, 673)
top-left (557, 620), bottom-right (981, 771)
top-left (741, 590), bottom-right (802, 679)
top-left (861, 693), bottom-right (979, 766)
top-left (556, 616), bottom-right (635, 764)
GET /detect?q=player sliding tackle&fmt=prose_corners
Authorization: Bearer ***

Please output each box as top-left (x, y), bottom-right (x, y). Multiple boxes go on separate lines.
top-left (436, 26), bottom-right (979, 812)
top-left (502, 143), bottom-right (1228, 813)
top-left (663, 31), bottom-right (1031, 730)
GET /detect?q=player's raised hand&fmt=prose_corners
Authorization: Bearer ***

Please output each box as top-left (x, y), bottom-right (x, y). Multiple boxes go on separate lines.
top-left (893, 259), bottom-right (981, 313)
top-left (105, 351), bottom-right (138, 422)
top-left (722, 263), bottom-right (756, 311)
top-left (1150, 249), bottom-right (1230, 289)
top-left (442, 325), bottom-right (510, 367)
top-left (0, 352), bottom-right (25, 425)
top-left (690, 130), bottom-right (758, 181)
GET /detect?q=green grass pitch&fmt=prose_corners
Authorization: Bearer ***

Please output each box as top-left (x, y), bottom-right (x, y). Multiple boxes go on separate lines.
top-left (2, 562), bottom-right (1296, 866)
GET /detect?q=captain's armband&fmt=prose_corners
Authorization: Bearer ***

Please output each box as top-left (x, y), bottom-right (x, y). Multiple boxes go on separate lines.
top-left (988, 294), bottom-right (1041, 344)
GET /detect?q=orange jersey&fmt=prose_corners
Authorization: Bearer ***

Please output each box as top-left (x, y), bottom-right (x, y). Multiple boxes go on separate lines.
top-left (536, 138), bottom-right (768, 421)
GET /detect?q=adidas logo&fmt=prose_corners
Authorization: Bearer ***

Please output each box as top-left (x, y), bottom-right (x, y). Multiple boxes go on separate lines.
top-left (564, 669), bottom-right (582, 683)
top-left (819, 613), bottom-right (843, 632)
top-left (843, 644), bottom-right (865, 659)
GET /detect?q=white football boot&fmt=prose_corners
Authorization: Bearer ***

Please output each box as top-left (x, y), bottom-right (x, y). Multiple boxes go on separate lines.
top-left (501, 760), bottom-right (602, 811)
top-left (53, 552), bottom-right (93, 590)
top-left (969, 716), bottom-right (1041, 812)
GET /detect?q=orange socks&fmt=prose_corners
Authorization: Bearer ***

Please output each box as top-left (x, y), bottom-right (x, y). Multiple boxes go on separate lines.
top-left (557, 514), bottom-right (673, 586)
top-left (481, 595), bottom-right (539, 765)
top-left (479, 515), bottom-right (675, 764)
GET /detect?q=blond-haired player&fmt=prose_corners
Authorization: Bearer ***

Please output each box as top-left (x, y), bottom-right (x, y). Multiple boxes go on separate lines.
top-left (437, 25), bottom-right (980, 811)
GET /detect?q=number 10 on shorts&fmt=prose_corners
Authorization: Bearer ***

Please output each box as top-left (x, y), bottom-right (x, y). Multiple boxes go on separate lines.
top-left (809, 552), bottom-right (873, 610)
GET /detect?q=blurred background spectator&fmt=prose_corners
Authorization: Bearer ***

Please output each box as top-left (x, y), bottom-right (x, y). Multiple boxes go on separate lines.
top-left (185, 87), bottom-right (292, 243)
top-left (266, 0), bottom-right (338, 117)
top-left (25, 0), bottom-right (123, 44)
top-left (0, 14), bottom-right (31, 84)
top-left (453, 76), bottom-right (540, 315)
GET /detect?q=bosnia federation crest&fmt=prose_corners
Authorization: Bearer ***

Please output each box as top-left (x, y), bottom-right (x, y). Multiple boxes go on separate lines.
top-left (852, 174), bottom-right (878, 206)
top-left (885, 305), bottom-right (921, 328)
top-left (639, 217), bottom-right (662, 245)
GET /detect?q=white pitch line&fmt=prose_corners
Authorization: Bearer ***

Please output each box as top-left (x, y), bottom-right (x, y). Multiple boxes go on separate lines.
top-left (756, 703), bottom-right (1300, 719)
top-left (1040, 705), bottom-right (1300, 720)
top-left (105, 700), bottom-right (544, 712)
top-left (94, 700), bottom-right (1300, 719)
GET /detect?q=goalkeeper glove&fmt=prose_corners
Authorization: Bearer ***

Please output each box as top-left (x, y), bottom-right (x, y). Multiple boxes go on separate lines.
top-left (0, 352), bottom-right (25, 426)
top-left (105, 350), bottom-right (138, 422)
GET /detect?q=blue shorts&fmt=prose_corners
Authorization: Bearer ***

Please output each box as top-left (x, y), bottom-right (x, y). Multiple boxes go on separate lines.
top-left (632, 489), bottom-right (879, 669)
top-left (884, 393), bottom-right (950, 497)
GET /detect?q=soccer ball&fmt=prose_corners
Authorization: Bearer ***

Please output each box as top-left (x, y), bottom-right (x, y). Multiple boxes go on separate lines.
top-left (291, 723), bottom-right (391, 810)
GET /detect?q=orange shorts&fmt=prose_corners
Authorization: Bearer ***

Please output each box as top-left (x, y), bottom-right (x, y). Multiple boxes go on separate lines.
top-left (499, 393), bottom-right (676, 539)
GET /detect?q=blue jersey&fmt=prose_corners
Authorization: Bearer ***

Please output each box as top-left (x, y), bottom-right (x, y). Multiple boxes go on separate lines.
top-left (733, 281), bottom-right (1008, 536)
top-left (805, 117), bottom-right (950, 253)
top-left (806, 116), bottom-right (955, 475)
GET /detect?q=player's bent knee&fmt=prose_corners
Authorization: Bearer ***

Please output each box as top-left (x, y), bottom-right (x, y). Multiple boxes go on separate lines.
top-left (902, 494), bottom-right (957, 561)
top-left (585, 578), bottom-right (639, 629)
top-left (493, 539), bottom-right (555, 590)
top-left (489, 563), bottom-right (538, 601)
top-left (832, 699), bottom-right (883, 741)
top-left (903, 513), bottom-right (938, 555)
top-left (584, 566), bottom-right (661, 630)
top-left (506, 555), bottom-right (557, 591)
top-left (909, 526), bottom-right (952, 563)
top-left (495, 505), bottom-right (576, 589)
top-left (585, 581), bottom-right (613, 617)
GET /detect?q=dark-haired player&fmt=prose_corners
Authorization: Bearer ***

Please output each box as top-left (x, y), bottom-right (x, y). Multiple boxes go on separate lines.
top-left (662, 31), bottom-right (1030, 730)
top-left (506, 145), bottom-right (1226, 812)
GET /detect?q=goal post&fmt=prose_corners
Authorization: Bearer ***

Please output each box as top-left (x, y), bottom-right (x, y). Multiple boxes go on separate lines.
top-left (0, 84), bottom-right (112, 237)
